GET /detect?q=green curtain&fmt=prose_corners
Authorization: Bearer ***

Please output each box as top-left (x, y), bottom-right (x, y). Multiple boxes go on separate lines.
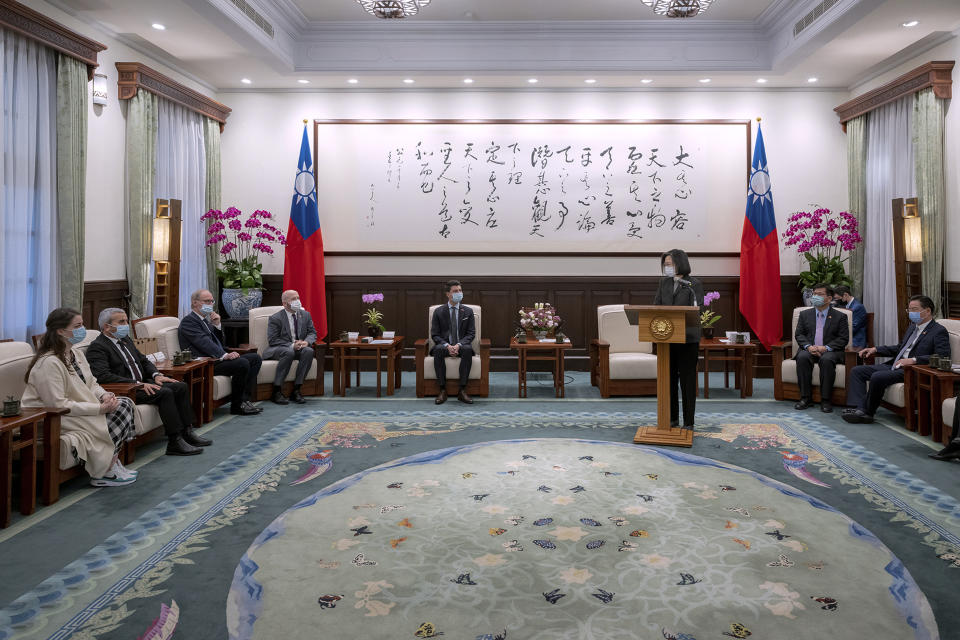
top-left (125, 89), bottom-right (159, 318)
top-left (203, 117), bottom-right (222, 297)
top-left (845, 114), bottom-right (867, 301)
top-left (56, 54), bottom-right (87, 311)
top-left (913, 88), bottom-right (946, 316)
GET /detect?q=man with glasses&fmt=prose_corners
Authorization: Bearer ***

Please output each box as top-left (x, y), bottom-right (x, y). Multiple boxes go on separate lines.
top-left (179, 289), bottom-right (263, 416)
top-left (842, 295), bottom-right (951, 423)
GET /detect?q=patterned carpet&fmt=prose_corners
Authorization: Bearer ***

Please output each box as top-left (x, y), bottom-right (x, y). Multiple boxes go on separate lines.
top-left (1, 409), bottom-right (958, 640)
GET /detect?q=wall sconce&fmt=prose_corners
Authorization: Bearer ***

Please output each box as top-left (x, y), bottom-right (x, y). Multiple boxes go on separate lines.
top-left (92, 73), bottom-right (108, 106)
top-left (152, 199), bottom-right (182, 316)
top-left (902, 202), bottom-right (922, 262)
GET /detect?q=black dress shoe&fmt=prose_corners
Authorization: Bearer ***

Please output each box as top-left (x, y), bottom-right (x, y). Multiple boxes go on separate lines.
top-left (290, 390), bottom-right (306, 404)
top-left (271, 391), bottom-right (289, 405)
top-left (231, 404), bottom-right (260, 416)
top-left (435, 389), bottom-right (447, 405)
top-left (821, 401), bottom-right (833, 413)
top-left (841, 409), bottom-right (873, 424)
top-left (928, 439), bottom-right (960, 460)
top-left (166, 435), bottom-right (203, 456)
top-left (458, 390), bottom-right (474, 404)
top-left (242, 401), bottom-right (263, 413)
top-left (794, 399), bottom-right (814, 410)
top-left (182, 427), bottom-right (212, 447)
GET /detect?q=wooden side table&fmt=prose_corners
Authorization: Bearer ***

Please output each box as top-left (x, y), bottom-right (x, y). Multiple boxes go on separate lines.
top-left (1, 408), bottom-right (66, 528)
top-left (330, 337), bottom-right (404, 398)
top-left (156, 357), bottom-right (215, 424)
top-left (510, 337), bottom-right (573, 398)
top-left (700, 338), bottom-right (757, 398)
top-left (904, 364), bottom-right (960, 444)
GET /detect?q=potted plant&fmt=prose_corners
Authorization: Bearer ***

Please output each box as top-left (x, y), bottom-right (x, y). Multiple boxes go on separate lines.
top-left (781, 207), bottom-right (862, 306)
top-left (518, 303), bottom-right (562, 341)
top-left (203, 207), bottom-right (287, 318)
top-left (362, 292), bottom-right (385, 338)
top-left (700, 291), bottom-right (721, 339)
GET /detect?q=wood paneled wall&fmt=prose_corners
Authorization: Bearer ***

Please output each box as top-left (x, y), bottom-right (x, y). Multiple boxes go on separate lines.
top-left (81, 280), bottom-right (129, 329)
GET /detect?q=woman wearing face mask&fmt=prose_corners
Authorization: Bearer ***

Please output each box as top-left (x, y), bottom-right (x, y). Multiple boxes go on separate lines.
top-left (22, 308), bottom-right (138, 486)
top-left (653, 249), bottom-right (705, 428)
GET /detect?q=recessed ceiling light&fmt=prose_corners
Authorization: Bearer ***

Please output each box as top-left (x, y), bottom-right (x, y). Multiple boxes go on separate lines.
top-left (901, 20), bottom-right (919, 27)
top-left (527, 78), bottom-right (538, 84)
top-left (584, 78), bottom-right (596, 84)
top-left (756, 78), bottom-right (768, 84)
top-left (463, 78), bottom-right (474, 84)
top-left (151, 23), bottom-right (166, 30)
top-left (640, 78), bottom-right (653, 84)
top-left (698, 78), bottom-right (711, 83)
top-left (807, 77), bottom-right (818, 83)
top-left (241, 78), bottom-right (252, 84)
top-left (297, 79), bottom-right (310, 84)
top-left (403, 78), bottom-right (415, 84)
top-left (347, 78), bottom-right (359, 84)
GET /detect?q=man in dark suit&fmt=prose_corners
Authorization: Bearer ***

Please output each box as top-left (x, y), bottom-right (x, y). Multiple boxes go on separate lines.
top-left (87, 308), bottom-right (211, 456)
top-left (794, 283), bottom-right (849, 413)
top-left (264, 289), bottom-right (317, 405)
top-left (430, 279), bottom-right (476, 405)
top-left (178, 289), bottom-right (263, 416)
top-left (929, 396), bottom-right (960, 461)
top-left (843, 295), bottom-right (951, 423)
top-left (833, 285), bottom-right (868, 348)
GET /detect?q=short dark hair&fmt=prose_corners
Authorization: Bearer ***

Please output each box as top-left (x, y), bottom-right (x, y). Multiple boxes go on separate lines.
top-left (833, 285), bottom-right (851, 297)
top-left (812, 283), bottom-right (834, 297)
top-left (660, 249), bottom-right (691, 277)
top-left (909, 294), bottom-right (935, 311)
top-left (444, 280), bottom-right (462, 292)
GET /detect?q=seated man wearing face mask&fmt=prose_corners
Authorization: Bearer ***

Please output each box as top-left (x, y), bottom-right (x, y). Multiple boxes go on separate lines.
top-left (793, 284), bottom-right (849, 414)
top-left (842, 295), bottom-right (951, 424)
top-left (430, 280), bottom-right (476, 405)
top-left (264, 289), bottom-right (317, 405)
top-left (87, 307), bottom-right (211, 456)
top-left (178, 289), bottom-right (263, 416)
top-left (832, 285), bottom-right (868, 348)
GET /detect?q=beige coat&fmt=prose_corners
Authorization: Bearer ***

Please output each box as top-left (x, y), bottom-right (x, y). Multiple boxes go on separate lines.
top-left (21, 349), bottom-right (115, 478)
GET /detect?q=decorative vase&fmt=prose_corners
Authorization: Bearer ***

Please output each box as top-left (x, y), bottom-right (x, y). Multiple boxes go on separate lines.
top-left (801, 287), bottom-right (814, 307)
top-left (221, 288), bottom-right (263, 318)
top-left (702, 327), bottom-right (715, 339)
top-left (534, 330), bottom-right (548, 341)
top-left (367, 325), bottom-right (383, 338)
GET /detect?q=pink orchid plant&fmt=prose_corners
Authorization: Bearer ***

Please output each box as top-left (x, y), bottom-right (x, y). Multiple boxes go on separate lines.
top-left (202, 207), bottom-right (287, 291)
top-left (781, 207), bottom-right (862, 289)
top-left (700, 291), bottom-right (721, 328)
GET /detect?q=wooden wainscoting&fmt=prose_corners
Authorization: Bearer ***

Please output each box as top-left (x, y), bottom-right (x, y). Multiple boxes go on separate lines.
top-left (82, 280), bottom-right (129, 329)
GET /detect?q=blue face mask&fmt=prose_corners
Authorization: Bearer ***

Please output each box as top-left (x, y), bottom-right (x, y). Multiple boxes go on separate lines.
top-left (810, 295), bottom-right (826, 307)
top-left (113, 324), bottom-right (130, 339)
top-left (68, 327), bottom-right (86, 344)
top-left (451, 292), bottom-right (463, 304)
top-left (663, 266), bottom-right (676, 278)
top-left (908, 311), bottom-right (924, 323)
top-left (200, 304), bottom-right (214, 315)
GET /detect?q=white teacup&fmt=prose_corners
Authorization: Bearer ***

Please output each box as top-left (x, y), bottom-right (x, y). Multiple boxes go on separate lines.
top-left (725, 331), bottom-right (738, 342)
top-left (347, 331), bottom-right (359, 342)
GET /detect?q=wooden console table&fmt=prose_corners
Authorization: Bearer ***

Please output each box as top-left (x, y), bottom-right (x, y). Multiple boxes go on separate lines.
top-left (700, 338), bottom-right (757, 398)
top-left (331, 337), bottom-right (404, 398)
top-left (904, 364), bottom-right (960, 445)
top-left (510, 337), bottom-right (573, 398)
top-left (156, 357), bottom-right (215, 424)
top-left (1, 408), bottom-right (66, 528)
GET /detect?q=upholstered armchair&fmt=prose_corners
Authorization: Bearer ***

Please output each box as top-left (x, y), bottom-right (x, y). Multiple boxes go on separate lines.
top-left (589, 304), bottom-right (657, 398)
top-left (772, 307), bottom-right (856, 404)
top-left (248, 306), bottom-right (324, 400)
top-left (415, 304), bottom-right (490, 397)
top-left (878, 317), bottom-right (960, 418)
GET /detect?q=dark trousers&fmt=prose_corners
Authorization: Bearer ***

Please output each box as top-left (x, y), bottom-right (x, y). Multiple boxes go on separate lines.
top-left (431, 344), bottom-right (474, 388)
top-left (846, 363), bottom-right (904, 415)
top-left (135, 380), bottom-right (193, 437)
top-left (264, 345), bottom-right (314, 386)
top-left (213, 353), bottom-right (263, 408)
top-left (794, 349), bottom-right (845, 402)
top-left (669, 341), bottom-right (699, 427)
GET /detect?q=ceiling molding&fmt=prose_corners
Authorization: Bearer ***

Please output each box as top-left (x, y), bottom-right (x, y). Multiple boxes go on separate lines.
top-left (217, 85), bottom-right (848, 94)
top-left (849, 31), bottom-right (957, 93)
top-left (833, 60), bottom-right (954, 126)
top-left (116, 61), bottom-right (233, 129)
top-left (0, 0), bottom-right (105, 79)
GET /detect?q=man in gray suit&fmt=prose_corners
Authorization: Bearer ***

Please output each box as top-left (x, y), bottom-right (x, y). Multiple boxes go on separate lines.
top-left (265, 289), bottom-right (317, 405)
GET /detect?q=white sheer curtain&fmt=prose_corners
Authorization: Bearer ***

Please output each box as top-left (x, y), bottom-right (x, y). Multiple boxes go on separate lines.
top-left (154, 98), bottom-right (207, 317)
top-left (0, 29), bottom-right (58, 342)
top-left (864, 97), bottom-right (915, 346)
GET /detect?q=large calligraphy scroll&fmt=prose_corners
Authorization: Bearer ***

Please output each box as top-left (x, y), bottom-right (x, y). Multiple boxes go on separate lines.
top-left (313, 119), bottom-right (750, 254)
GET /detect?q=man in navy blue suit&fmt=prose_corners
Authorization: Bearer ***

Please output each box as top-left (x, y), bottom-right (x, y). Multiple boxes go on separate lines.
top-left (842, 295), bottom-right (951, 423)
top-left (832, 285), bottom-right (868, 348)
top-left (178, 289), bottom-right (263, 416)
top-left (430, 280), bottom-right (476, 405)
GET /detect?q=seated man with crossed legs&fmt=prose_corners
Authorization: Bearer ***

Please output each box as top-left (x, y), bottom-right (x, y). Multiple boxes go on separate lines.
top-left (430, 280), bottom-right (476, 405)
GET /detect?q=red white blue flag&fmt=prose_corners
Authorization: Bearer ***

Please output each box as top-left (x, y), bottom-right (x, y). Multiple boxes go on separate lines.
top-left (283, 125), bottom-right (327, 340)
top-left (739, 124), bottom-right (781, 350)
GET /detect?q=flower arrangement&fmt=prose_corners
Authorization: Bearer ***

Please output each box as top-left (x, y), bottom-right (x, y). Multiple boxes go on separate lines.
top-left (519, 303), bottom-right (562, 332)
top-left (362, 292), bottom-right (385, 336)
top-left (700, 291), bottom-right (721, 328)
top-left (202, 207), bottom-right (287, 292)
top-left (781, 207), bottom-right (862, 289)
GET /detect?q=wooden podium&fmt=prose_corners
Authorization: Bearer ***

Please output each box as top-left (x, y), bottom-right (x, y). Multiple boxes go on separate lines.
top-left (624, 305), bottom-right (701, 447)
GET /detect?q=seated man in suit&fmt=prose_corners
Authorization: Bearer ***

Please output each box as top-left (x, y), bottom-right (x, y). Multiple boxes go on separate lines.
top-left (264, 289), bottom-right (316, 405)
top-left (87, 308), bottom-right (211, 456)
top-left (843, 294), bottom-right (951, 424)
top-left (929, 394), bottom-right (960, 461)
top-left (430, 279), bottom-right (476, 405)
top-left (178, 289), bottom-right (263, 416)
top-left (832, 285), bottom-right (868, 348)
top-left (794, 283), bottom-right (849, 413)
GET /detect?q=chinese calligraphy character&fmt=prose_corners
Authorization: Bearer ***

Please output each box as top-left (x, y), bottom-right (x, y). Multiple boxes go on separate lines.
top-left (674, 145), bottom-right (693, 168)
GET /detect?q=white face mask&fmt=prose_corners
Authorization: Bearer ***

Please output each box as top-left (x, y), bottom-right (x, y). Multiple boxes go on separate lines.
top-left (663, 266), bottom-right (676, 278)
top-left (289, 300), bottom-right (302, 311)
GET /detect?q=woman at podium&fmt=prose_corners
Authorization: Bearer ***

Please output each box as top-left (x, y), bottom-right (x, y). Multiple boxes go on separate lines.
top-left (653, 249), bottom-right (704, 428)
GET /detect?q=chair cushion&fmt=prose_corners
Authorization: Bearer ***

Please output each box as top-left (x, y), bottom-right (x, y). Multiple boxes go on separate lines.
top-left (73, 330), bottom-right (101, 357)
top-left (597, 304), bottom-right (654, 355)
top-left (156, 326), bottom-right (182, 360)
top-left (249, 306), bottom-right (283, 354)
top-left (426, 304), bottom-right (481, 351)
top-left (133, 404), bottom-right (163, 436)
top-left (882, 383), bottom-right (905, 408)
top-left (781, 360), bottom-right (848, 388)
top-left (937, 318), bottom-right (960, 364)
top-left (0, 342), bottom-right (34, 359)
top-left (608, 353), bottom-right (658, 380)
top-left (257, 358), bottom-right (318, 384)
top-left (134, 316), bottom-right (179, 339)
top-left (423, 356), bottom-right (482, 380)
top-left (790, 307), bottom-right (853, 355)
top-left (213, 375), bottom-right (232, 401)
top-left (943, 397), bottom-right (956, 426)
top-left (0, 352), bottom-right (33, 400)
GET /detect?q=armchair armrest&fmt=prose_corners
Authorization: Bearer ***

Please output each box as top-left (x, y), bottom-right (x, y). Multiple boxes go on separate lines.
top-left (101, 382), bottom-right (143, 400)
top-left (478, 337), bottom-right (491, 354)
top-left (843, 347), bottom-right (860, 371)
top-left (415, 338), bottom-right (428, 357)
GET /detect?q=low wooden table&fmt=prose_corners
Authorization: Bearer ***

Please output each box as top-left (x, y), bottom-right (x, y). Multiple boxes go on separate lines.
top-left (1, 408), bottom-right (65, 528)
top-left (904, 364), bottom-right (960, 444)
top-left (330, 337), bottom-right (404, 398)
top-left (510, 337), bottom-right (573, 398)
top-left (156, 357), bottom-right (215, 424)
top-left (700, 338), bottom-right (757, 398)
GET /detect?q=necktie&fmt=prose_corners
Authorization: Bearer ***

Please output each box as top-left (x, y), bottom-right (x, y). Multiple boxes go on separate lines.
top-left (450, 307), bottom-right (459, 345)
top-left (893, 326), bottom-right (921, 364)
top-left (814, 311), bottom-right (825, 346)
top-left (293, 312), bottom-right (300, 342)
top-left (118, 340), bottom-right (143, 382)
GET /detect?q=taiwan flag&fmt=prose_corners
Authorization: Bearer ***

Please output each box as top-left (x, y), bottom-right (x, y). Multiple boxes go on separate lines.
top-left (739, 124), bottom-right (781, 350)
top-left (283, 125), bottom-right (327, 340)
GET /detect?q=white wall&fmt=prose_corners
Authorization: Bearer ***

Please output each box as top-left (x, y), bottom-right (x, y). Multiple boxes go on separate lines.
top-left (848, 33), bottom-right (960, 280)
top-left (219, 89), bottom-right (850, 277)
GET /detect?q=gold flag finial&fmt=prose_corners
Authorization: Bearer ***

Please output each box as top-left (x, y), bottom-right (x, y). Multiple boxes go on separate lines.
top-left (303, 119), bottom-right (308, 124)
top-left (756, 117), bottom-right (762, 123)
